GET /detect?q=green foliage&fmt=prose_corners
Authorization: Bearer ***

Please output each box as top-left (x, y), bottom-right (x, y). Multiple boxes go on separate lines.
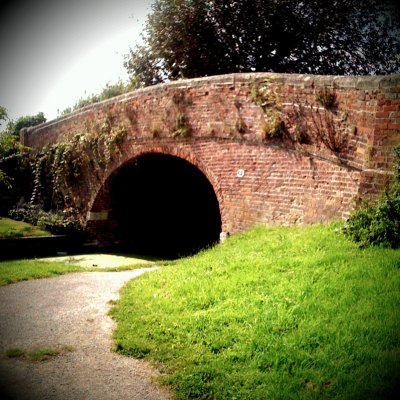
top-left (395, 145), bottom-right (400, 181)
top-left (0, 132), bottom-right (28, 159)
top-left (28, 348), bottom-right (61, 361)
top-left (31, 117), bottom-right (128, 212)
top-left (0, 110), bottom-right (44, 210)
top-left (0, 106), bottom-right (7, 123)
top-left (0, 133), bottom-right (33, 213)
top-left (8, 205), bottom-right (81, 236)
top-left (126, 0), bottom-right (400, 86)
top-left (173, 113), bottom-right (191, 138)
top-left (111, 223), bottom-right (400, 399)
top-left (261, 110), bottom-right (285, 139)
top-left (5, 112), bottom-right (46, 137)
top-left (251, 80), bottom-right (285, 140)
top-left (343, 185), bottom-right (400, 248)
top-left (344, 146), bottom-right (400, 248)
top-left (251, 80), bottom-right (280, 108)
top-left (5, 348), bottom-right (26, 358)
top-left (0, 169), bottom-right (12, 190)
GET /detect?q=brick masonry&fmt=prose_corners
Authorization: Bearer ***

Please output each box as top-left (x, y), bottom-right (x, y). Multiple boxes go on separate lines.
top-left (21, 72), bottom-right (400, 239)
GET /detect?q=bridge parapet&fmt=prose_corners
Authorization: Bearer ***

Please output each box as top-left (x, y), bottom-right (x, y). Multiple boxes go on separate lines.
top-left (22, 72), bottom-right (400, 172)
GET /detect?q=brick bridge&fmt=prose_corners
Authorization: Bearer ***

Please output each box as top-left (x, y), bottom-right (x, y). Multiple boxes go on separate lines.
top-left (22, 73), bottom-right (400, 256)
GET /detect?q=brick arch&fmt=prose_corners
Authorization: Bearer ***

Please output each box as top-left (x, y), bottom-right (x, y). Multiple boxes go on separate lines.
top-left (89, 144), bottom-right (226, 230)
top-left (87, 144), bottom-right (226, 250)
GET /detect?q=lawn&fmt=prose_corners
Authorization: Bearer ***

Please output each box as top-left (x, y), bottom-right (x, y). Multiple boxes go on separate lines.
top-left (111, 223), bottom-right (400, 400)
top-left (0, 259), bottom-right (84, 286)
top-left (0, 217), bottom-right (50, 238)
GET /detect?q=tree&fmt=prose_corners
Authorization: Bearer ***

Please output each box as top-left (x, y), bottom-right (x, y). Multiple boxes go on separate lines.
top-left (0, 130), bottom-right (33, 212)
top-left (0, 108), bottom-right (42, 213)
top-left (6, 112), bottom-right (46, 137)
top-left (125, 0), bottom-right (400, 86)
top-left (0, 106), bottom-right (7, 123)
top-left (0, 107), bottom-right (12, 190)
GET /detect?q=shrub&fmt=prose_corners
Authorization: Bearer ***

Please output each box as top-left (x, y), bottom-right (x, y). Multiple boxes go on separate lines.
top-left (316, 87), bottom-right (337, 109)
top-left (343, 146), bottom-right (400, 248)
top-left (343, 188), bottom-right (400, 248)
top-left (0, 133), bottom-right (33, 214)
top-left (8, 205), bottom-right (81, 236)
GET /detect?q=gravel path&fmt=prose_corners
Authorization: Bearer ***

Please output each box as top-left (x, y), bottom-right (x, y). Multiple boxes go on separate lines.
top-left (0, 269), bottom-right (171, 400)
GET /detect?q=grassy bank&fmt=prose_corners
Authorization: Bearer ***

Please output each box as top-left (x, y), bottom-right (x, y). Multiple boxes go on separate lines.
top-left (111, 223), bottom-right (400, 399)
top-left (0, 217), bottom-right (49, 238)
top-left (0, 259), bottom-right (84, 286)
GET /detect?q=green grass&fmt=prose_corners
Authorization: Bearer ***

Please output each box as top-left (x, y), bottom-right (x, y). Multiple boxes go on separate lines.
top-left (28, 347), bottom-right (63, 361)
top-left (111, 223), bottom-right (400, 400)
top-left (6, 345), bottom-right (75, 361)
top-left (0, 217), bottom-right (50, 238)
top-left (5, 348), bottom-right (26, 358)
top-left (0, 259), bottom-right (84, 286)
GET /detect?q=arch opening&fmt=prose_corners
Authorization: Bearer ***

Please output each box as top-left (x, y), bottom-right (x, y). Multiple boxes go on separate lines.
top-left (108, 153), bottom-right (222, 258)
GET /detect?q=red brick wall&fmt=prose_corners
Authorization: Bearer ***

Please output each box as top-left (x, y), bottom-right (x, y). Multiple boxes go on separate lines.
top-left (21, 72), bottom-right (400, 237)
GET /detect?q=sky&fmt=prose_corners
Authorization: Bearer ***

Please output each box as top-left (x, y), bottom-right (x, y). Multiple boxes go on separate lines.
top-left (0, 0), bottom-right (152, 124)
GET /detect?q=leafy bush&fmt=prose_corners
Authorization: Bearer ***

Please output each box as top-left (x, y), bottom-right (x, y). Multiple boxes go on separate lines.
top-left (8, 205), bottom-right (81, 236)
top-left (343, 187), bottom-right (400, 248)
top-left (343, 146), bottom-right (400, 248)
top-left (0, 133), bottom-right (33, 214)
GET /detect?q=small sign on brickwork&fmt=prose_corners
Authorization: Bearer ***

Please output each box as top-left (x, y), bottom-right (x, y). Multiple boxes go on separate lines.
top-left (236, 169), bottom-right (245, 178)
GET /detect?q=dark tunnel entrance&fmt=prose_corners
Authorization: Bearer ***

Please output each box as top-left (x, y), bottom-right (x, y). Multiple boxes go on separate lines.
top-left (108, 153), bottom-right (222, 258)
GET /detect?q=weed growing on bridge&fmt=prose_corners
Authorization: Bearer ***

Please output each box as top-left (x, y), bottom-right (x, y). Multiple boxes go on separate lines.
top-left (111, 223), bottom-right (400, 399)
top-left (251, 78), bottom-right (281, 108)
top-left (251, 79), bottom-right (351, 154)
top-left (235, 116), bottom-right (247, 134)
top-left (251, 79), bottom-right (286, 140)
top-left (31, 116), bottom-right (128, 213)
top-left (124, 104), bottom-right (138, 128)
top-left (169, 91), bottom-right (193, 138)
top-left (284, 95), bottom-right (351, 155)
top-left (309, 107), bottom-right (350, 153)
top-left (316, 87), bottom-right (337, 109)
top-left (173, 113), bottom-right (191, 138)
